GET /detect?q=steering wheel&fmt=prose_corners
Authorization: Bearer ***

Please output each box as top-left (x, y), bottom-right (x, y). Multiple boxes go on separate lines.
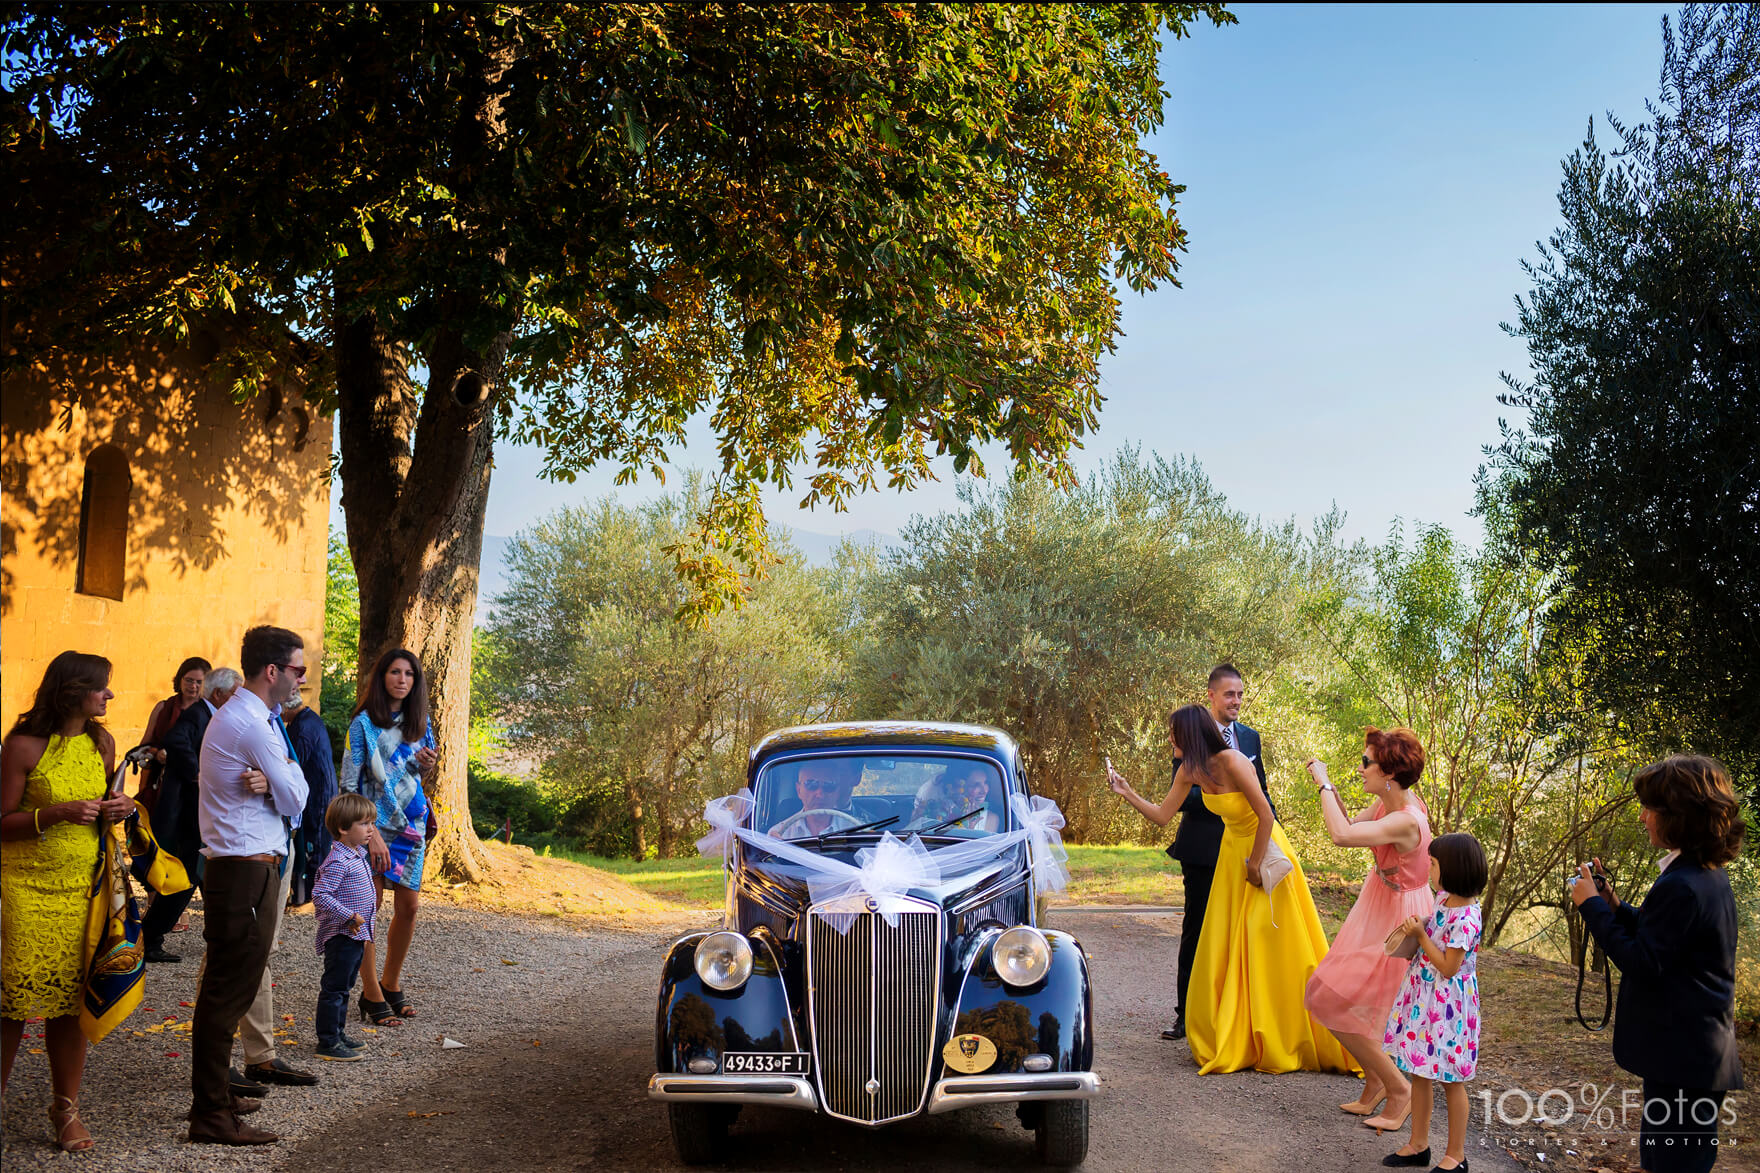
top-left (771, 807), bottom-right (865, 839)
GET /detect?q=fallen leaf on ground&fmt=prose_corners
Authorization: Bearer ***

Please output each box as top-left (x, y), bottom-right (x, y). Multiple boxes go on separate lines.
top-left (407, 1110), bottom-right (454, 1118)
top-left (500, 959), bottom-right (518, 965)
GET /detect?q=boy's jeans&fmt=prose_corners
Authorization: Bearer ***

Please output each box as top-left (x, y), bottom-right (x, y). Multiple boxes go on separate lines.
top-left (316, 935), bottom-right (366, 1046)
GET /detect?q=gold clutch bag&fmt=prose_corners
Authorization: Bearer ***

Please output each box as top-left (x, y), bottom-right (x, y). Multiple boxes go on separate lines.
top-left (1384, 923), bottom-right (1420, 959)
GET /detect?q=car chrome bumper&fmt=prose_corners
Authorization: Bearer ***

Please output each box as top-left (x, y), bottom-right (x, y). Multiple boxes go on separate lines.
top-left (925, 1071), bottom-right (1101, 1114)
top-left (647, 1073), bottom-right (819, 1111)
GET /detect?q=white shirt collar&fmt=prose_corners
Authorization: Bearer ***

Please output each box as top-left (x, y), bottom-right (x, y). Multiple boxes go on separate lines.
top-left (1660, 848), bottom-right (1682, 873)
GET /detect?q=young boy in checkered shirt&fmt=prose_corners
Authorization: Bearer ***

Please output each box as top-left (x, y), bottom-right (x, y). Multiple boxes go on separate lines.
top-left (312, 793), bottom-right (378, 1061)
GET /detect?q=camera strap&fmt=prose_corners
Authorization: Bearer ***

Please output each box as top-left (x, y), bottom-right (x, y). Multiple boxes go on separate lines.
top-left (1573, 932), bottom-right (1612, 1031)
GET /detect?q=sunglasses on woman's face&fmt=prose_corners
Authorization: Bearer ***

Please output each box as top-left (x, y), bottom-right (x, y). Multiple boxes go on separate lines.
top-left (1361, 754), bottom-right (1375, 770)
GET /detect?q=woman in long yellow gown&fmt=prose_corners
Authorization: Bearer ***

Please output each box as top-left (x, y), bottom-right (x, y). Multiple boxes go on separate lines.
top-left (1111, 704), bottom-right (1357, 1075)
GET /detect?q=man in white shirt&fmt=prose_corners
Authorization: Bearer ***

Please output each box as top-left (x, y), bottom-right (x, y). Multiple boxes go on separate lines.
top-left (186, 626), bottom-right (310, 1146)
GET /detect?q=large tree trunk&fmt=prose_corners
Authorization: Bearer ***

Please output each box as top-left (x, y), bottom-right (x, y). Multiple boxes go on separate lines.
top-left (336, 312), bottom-right (507, 884)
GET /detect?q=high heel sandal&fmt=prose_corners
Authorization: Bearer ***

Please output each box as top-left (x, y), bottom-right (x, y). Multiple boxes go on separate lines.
top-left (358, 994), bottom-right (402, 1027)
top-left (49, 1093), bottom-right (95, 1152)
top-left (382, 987), bottom-right (417, 1018)
top-left (1363, 1100), bottom-right (1413, 1134)
top-left (1342, 1088), bottom-right (1387, 1116)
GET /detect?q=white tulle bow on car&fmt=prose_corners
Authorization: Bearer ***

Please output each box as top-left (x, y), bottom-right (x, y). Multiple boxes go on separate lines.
top-left (694, 788), bottom-right (1071, 933)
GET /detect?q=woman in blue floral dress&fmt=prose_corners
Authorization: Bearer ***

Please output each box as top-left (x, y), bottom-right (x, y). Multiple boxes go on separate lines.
top-left (341, 648), bottom-right (437, 1026)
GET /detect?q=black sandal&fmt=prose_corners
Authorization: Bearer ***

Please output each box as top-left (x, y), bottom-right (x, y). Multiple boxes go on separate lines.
top-left (358, 994), bottom-right (402, 1027)
top-left (382, 987), bottom-right (418, 1018)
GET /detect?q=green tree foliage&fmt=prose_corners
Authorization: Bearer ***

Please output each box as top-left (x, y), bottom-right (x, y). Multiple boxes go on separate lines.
top-left (1295, 522), bottom-right (1650, 946)
top-left (320, 530), bottom-right (361, 757)
top-left (1479, 3), bottom-right (1760, 787)
top-left (480, 484), bottom-right (850, 857)
top-left (3, 3), bottom-right (1233, 879)
top-left (851, 450), bottom-right (1348, 841)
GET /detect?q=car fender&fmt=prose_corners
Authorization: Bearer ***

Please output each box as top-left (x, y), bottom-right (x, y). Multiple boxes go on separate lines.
top-left (944, 928), bottom-right (1092, 1075)
top-left (655, 931), bottom-right (801, 1074)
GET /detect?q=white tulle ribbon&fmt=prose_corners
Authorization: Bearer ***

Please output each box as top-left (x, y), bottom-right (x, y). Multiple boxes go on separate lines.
top-left (695, 788), bottom-right (756, 862)
top-left (696, 789), bottom-right (1071, 931)
top-left (1009, 792), bottom-right (1071, 894)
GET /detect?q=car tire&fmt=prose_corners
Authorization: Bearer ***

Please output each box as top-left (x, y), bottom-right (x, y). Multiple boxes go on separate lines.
top-left (1033, 1098), bottom-right (1089, 1167)
top-left (668, 1103), bottom-right (739, 1165)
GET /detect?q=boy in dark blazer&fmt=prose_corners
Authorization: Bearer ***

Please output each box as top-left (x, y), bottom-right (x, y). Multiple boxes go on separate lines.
top-left (1572, 756), bottom-right (1744, 1173)
top-left (1162, 664), bottom-right (1272, 1040)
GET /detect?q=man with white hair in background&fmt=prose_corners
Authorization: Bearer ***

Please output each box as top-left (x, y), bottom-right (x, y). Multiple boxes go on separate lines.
top-left (141, 666), bottom-right (241, 964)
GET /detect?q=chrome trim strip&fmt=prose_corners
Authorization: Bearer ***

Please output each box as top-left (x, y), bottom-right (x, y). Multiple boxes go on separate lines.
top-left (925, 1071), bottom-right (1101, 1114)
top-left (647, 1074), bottom-right (818, 1110)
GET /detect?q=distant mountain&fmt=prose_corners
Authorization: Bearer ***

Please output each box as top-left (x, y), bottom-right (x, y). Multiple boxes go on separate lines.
top-left (474, 528), bottom-right (893, 623)
top-left (775, 527), bottom-right (896, 566)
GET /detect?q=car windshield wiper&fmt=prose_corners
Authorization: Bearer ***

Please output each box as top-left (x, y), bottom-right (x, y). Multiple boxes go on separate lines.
top-left (804, 814), bottom-right (899, 848)
top-left (917, 807), bottom-right (985, 835)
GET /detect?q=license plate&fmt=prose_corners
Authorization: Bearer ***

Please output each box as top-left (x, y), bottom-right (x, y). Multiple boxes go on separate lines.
top-left (721, 1051), bottom-right (811, 1075)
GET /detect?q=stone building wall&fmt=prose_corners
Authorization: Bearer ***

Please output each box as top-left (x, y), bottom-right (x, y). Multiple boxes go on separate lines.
top-left (1, 339), bottom-right (331, 750)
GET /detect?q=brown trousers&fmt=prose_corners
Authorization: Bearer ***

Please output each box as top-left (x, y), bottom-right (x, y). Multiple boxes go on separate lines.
top-left (189, 856), bottom-right (280, 1114)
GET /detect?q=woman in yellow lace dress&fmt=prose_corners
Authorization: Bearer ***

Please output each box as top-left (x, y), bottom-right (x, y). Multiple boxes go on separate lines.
top-left (2, 651), bottom-right (129, 1152)
top-left (1111, 704), bottom-right (1357, 1076)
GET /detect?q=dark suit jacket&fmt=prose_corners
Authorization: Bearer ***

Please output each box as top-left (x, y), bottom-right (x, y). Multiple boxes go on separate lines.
top-left (1579, 858), bottom-right (1743, 1091)
top-left (157, 699), bottom-right (213, 867)
top-left (1165, 722), bottom-right (1271, 868)
top-left (287, 707), bottom-right (337, 907)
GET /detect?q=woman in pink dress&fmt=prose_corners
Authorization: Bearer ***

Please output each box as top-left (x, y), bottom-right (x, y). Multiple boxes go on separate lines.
top-left (1302, 727), bottom-right (1434, 1133)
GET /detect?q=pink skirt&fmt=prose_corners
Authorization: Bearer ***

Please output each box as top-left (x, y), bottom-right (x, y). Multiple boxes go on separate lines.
top-left (1304, 869), bottom-right (1436, 1037)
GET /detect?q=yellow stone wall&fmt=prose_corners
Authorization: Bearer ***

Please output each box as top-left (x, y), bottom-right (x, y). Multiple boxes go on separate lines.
top-left (2, 341), bottom-right (331, 751)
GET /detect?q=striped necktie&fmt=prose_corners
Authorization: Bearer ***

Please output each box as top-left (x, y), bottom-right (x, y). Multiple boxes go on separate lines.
top-left (1222, 723), bottom-right (1237, 750)
top-left (270, 714), bottom-right (297, 872)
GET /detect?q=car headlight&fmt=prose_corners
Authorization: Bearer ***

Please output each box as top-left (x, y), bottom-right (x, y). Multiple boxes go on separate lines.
top-left (993, 925), bottom-right (1051, 988)
top-left (694, 931), bottom-right (754, 991)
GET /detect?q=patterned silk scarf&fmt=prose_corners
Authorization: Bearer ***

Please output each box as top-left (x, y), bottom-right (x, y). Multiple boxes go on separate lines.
top-left (80, 788), bottom-right (192, 1044)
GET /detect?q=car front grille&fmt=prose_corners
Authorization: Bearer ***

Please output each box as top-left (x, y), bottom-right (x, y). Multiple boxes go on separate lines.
top-left (806, 896), bottom-right (941, 1124)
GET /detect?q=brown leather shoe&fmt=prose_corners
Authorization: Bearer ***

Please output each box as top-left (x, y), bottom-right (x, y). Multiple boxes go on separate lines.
top-left (187, 1109), bottom-right (277, 1145)
top-left (231, 1096), bottom-right (263, 1116)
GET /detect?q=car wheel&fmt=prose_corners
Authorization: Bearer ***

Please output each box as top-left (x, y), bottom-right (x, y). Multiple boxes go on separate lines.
top-left (668, 1103), bottom-right (739, 1165)
top-left (1033, 1098), bottom-right (1089, 1167)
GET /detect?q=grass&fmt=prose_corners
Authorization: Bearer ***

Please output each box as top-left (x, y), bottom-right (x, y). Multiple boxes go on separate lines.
top-left (564, 849), bottom-right (725, 906)
top-left (559, 844), bottom-right (1189, 908)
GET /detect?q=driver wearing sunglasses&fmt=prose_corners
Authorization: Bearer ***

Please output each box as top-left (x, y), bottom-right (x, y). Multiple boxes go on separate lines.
top-left (769, 759), bottom-right (860, 838)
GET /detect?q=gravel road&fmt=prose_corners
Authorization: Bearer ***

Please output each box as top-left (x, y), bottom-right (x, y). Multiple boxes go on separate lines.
top-left (3, 905), bottom-right (1526, 1172)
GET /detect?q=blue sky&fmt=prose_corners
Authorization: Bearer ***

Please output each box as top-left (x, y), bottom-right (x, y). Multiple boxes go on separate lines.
top-left (346, 3), bottom-right (1679, 550)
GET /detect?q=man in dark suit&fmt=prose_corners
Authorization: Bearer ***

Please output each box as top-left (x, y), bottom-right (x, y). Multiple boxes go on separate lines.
top-left (1161, 663), bottom-right (1272, 1041)
top-left (141, 667), bottom-right (240, 963)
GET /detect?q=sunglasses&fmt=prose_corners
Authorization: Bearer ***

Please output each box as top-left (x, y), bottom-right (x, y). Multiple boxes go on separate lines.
top-left (800, 780), bottom-right (841, 793)
top-left (1361, 754), bottom-right (1375, 770)
top-left (273, 662), bottom-right (309, 679)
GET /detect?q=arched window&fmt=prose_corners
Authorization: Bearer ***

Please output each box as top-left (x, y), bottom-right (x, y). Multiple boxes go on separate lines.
top-left (76, 444), bottom-right (130, 599)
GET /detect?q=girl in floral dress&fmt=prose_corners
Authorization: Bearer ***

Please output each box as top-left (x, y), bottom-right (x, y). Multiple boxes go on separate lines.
top-left (1382, 832), bottom-right (1487, 1172)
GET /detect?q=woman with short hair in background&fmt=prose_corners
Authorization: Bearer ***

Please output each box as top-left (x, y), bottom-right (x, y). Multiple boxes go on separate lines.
top-left (1302, 727), bottom-right (1435, 1131)
top-left (1572, 756), bottom-right (1745, 1173)
top-left (341, 647), bottom-right (438, 1027)
top-left (1, 652), bottom-right (134, 1151)
top-left (138, 656), bottom-right (210, 815)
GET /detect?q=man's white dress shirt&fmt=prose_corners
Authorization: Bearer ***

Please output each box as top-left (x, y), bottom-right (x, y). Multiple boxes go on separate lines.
top-left (198, 687), bottom-right (308, 858)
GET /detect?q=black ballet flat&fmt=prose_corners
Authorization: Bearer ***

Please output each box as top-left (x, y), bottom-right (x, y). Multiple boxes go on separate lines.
top-left (1427, 1162), bottom-right (1465, 1173)
top-left (1381, 1150), bottom-right (1430, 1168)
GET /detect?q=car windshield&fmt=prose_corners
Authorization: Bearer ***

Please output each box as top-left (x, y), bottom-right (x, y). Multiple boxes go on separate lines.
top-left (749, 753), bottom-right (1008, 856)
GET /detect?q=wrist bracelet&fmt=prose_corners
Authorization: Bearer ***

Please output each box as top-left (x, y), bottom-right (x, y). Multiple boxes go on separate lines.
top-left (32, 808), bottom-right (43, 836)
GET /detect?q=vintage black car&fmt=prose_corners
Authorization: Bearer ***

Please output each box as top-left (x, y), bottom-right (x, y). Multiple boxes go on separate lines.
top-left (648, 722), bottom-right (1097, 1166)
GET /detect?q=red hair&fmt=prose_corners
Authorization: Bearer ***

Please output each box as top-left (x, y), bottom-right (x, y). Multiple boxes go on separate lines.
top-left (1365, 727), bottom-right (1425, 787)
